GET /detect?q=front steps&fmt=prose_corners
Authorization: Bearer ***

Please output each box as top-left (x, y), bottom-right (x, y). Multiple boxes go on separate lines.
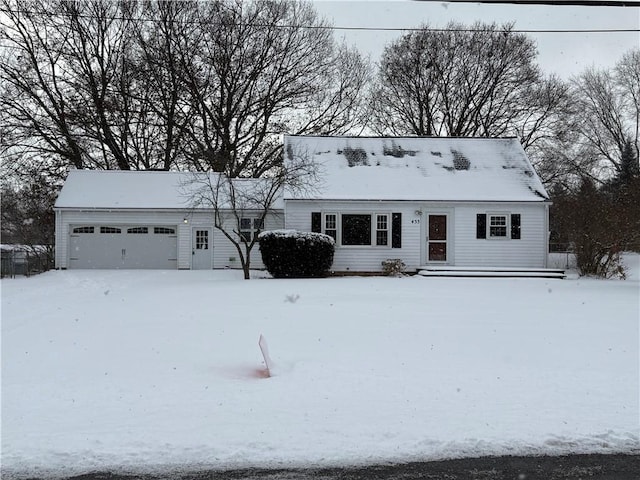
top-left (417, 266), bottom-right (566, 279)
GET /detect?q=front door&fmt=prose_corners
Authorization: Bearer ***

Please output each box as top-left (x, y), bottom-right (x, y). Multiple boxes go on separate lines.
top-left (192, 227), bottom-right (212, 269)
top-left (427, 214), bottom-right (447, 262)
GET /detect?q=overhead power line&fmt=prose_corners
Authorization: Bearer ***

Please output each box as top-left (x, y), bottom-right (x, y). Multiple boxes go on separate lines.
top-left (0, 5), bottom-right (638, 34)
top-left (441, 0), bottom-right (640, 6)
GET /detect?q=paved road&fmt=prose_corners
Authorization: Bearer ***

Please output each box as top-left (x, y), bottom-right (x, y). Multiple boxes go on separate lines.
top-left (33, 454), bottom-right (639, 480)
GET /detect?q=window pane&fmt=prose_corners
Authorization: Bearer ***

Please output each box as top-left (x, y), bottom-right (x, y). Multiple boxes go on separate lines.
top-left (377, 215), bottom-right (388, 230)
top-left (342, 214), bottom-right (371, 245)
top-left (490, 216), bottom-right (506, 227)
top-left (429, 243), bottom-right (447, 261)
top-left (240, 231), bottom-right (251, 242)
top-left (325, 229), bottom-right (337, 241)
top-left (489, 215), bottom-right (507, 237)
top-left (376, 230), bottom-right (388, 246)
top-left (154, 227), bottom-right (175, 234)
top-left (429, 215), bottom-right (447, 241)
top-left (253, 218), bottom-right (264, 229)
top-left (196, 230), bottom-right (209, 249)
top-left (325, 214), bottom-right (336, 230)
top-left (240, 218), bottom-right (251, 229)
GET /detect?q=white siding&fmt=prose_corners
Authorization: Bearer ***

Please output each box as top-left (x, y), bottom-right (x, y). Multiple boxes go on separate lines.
top-left (54, 212), bottom-right (66, 269)
top-left (211, 211), bottom-right (284, 270)
top-left (177, 222), bottom-right (192, 269)
top-left (55, 201), bottom-right (547, 272)
top-left (453, 203), bottom-right (547, 268)
top-left (55, 208), bottom-right (285, 270)
top-left (284, 200), bottom-right (549, 272)
top-left (285, 200), bottom-right (423, 272)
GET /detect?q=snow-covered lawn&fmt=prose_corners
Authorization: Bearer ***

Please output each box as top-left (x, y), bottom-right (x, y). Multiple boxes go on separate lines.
top-left (2, 257), bottom-right (639, 478)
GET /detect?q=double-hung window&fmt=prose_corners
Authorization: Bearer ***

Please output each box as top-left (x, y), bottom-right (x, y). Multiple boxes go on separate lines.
top-left (376, 214), bottom-right (389, 246)
top-left (324, 214), bottom-right (337, 241)
top-left (489, 215), bottom-right (508, 238)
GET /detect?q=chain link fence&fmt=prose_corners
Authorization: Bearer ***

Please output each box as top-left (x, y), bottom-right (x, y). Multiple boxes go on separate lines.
top-left (1, 245), bottom-right (54, 278)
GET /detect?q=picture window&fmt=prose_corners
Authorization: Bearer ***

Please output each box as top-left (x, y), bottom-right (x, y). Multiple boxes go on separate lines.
top-left (342, 214), bottom-right (372, 246)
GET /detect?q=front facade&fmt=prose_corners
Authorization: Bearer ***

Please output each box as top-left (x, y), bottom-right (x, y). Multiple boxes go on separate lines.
top-left (285, 200), bottom-right (548, 272)
top-left (283, 135), bottom-right (551, 272)
top-left (54, 136), bottom-right (551, 272)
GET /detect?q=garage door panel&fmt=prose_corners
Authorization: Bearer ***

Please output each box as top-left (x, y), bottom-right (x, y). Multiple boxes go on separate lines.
top-left (69, 225), bottom-right (177, 269)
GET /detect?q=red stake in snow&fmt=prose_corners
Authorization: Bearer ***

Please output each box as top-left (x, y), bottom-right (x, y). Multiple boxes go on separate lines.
top-left (258, 334), bottom-right (273, 378)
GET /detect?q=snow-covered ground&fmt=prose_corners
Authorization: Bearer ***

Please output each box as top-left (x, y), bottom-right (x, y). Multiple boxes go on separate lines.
top-left (2, 256), bottom-right (639, 478)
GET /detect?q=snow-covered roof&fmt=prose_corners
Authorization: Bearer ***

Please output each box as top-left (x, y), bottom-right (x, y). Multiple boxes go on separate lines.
top-left (283, 136), bottom-right (549, 202)
top-left (54, 170), bottom-right (284, 210)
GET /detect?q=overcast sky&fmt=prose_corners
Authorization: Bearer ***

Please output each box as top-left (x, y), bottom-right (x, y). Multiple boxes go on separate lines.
top-left (312, 0), bottom-right (640, 79)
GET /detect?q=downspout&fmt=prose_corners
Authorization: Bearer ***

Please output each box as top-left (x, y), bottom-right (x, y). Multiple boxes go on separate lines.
top-left (544, 202), bottom-right (550, 269)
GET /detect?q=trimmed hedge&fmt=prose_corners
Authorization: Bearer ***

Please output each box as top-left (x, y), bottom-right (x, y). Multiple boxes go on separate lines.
top-left (258, 230), bottom-right (335, 278)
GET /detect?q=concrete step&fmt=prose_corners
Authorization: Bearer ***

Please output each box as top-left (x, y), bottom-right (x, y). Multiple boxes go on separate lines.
top-left (417, 266), bottom-right (566, 279)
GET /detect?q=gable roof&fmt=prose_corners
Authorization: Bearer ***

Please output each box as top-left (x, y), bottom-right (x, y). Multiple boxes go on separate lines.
top-left (54, 170), bottom-right (284, 210)
top-left (283, 135), bottom-right (549, 202)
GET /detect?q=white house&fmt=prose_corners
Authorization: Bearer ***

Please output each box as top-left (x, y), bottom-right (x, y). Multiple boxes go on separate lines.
top-left (54, 135), bottom-right (551, 273)
top-left (282, 135), bottom-right (551, 273)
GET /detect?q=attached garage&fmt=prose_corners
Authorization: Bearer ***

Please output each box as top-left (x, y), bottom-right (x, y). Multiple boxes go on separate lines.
top-left (54, 170), bottom-right (284, 270)
top-left (68, 225), bottom-right (177, 269)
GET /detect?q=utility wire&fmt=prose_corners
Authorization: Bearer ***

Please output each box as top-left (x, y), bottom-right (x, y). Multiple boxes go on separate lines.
top-left (443, 0), bottom-right (640, 6)
top-left (0, 6), bottom-right (638, 34)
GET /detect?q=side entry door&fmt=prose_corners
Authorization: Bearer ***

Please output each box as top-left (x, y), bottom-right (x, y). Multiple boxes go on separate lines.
top-left (192, 227), bottom-right (213, 269)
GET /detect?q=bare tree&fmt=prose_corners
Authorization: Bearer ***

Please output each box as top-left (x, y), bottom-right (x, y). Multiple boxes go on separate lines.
top-left (175, 0), bottom-right (369, 177)
top-left (0, 0), bottom-right (159, 171)
top-left (369, 21), bottom-right (570, 160)
top-left (0, 0), bottom-right (87, 170)
top-left (570, 49), bottom-right (640, 181)
top-left (1, 0), bottom-right (368, 178)
top-left (185, 147), bottom-right (319, 279)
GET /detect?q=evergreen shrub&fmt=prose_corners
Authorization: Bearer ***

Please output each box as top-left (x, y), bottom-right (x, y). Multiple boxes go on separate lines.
top-left (258, 230), bottom-right (334, 278)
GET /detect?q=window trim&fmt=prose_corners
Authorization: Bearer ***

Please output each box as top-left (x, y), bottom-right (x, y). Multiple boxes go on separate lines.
top-left (324, 213), bottom-right (337, 241)
top-left (489, 214), bottom-right (508, 238)
top-left (376, 213), bottom-right (389, 246)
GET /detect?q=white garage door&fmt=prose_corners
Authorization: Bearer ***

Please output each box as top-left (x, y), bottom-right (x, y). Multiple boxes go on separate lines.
top-left (69, 225), bottom-right (178, 269)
